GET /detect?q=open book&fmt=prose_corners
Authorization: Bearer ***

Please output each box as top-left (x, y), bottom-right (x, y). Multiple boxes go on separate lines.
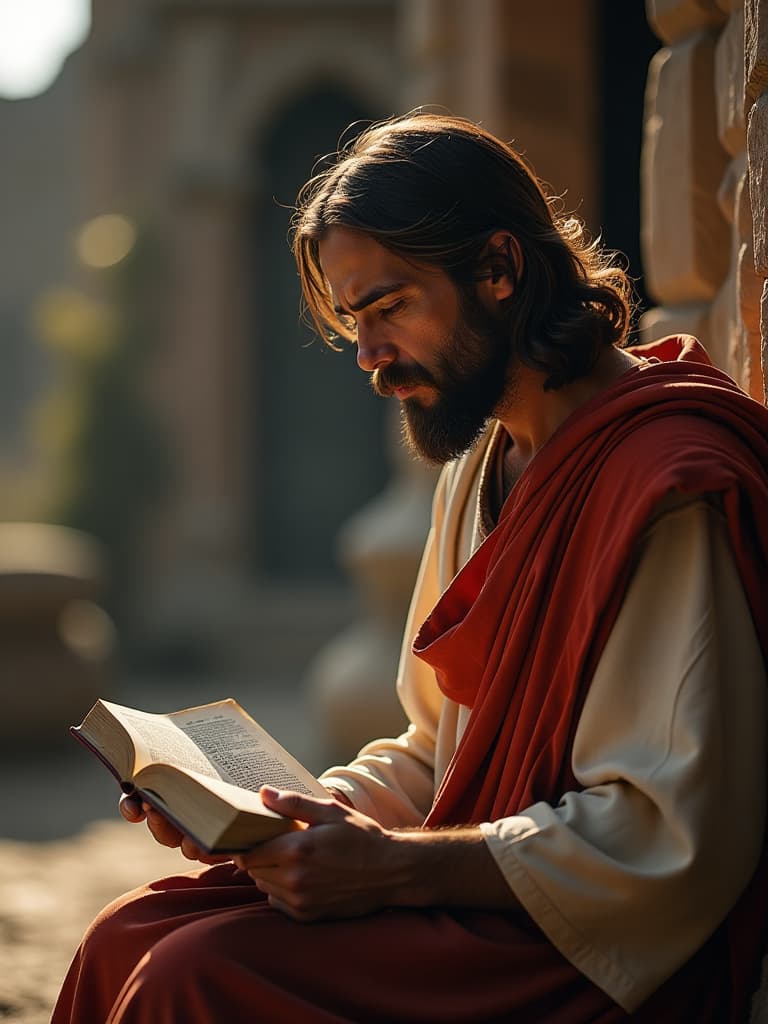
top-left (72, 698), bottom-right (327, 853)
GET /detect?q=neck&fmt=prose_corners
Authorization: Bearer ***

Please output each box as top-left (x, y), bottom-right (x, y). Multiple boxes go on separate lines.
top-left (496, 346), bottom-right (641, 461)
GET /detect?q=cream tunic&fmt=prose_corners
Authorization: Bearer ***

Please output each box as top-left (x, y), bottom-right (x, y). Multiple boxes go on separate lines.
top-left (320, 425), bottom-right (767, 1011)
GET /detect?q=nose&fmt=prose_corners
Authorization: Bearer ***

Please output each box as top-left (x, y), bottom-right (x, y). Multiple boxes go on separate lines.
top-left (355, 325), bottom-right (397, 373)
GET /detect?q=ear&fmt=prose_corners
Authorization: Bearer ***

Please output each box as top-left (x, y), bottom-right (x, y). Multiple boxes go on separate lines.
top-left (475, 230), bottom-right (521, 305)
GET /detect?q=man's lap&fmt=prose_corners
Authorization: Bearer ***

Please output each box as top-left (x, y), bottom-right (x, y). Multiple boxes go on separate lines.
top-left (72, 863), bottom-right (623, 1024)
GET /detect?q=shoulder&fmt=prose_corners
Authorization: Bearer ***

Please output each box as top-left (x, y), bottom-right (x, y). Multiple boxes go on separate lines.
top-left (593, 402), bottom-right (761, 504)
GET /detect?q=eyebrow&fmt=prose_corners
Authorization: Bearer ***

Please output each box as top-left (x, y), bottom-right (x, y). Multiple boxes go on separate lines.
top-left (333, 282), bottom-right (406, 317)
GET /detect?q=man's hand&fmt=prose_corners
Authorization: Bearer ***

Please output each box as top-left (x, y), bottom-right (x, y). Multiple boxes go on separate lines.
top-left (118, 793), bottom-right (230, 865)
top-left (233, 787), bottom-right (401, 920)
top-left (232, 786), bottom-right (520, 922)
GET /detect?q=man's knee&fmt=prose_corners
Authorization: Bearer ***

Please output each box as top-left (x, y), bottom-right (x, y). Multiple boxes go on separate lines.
top-left (79, 888), bottom-right (144, 961)
top-left (110, 916), bottom-right (258, 1021)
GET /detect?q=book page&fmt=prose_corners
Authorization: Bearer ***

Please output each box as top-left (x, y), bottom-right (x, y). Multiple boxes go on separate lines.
top-left (117, 708), bottom-right (220, 779)
top-left (169, 703), bottom-right (323, 796)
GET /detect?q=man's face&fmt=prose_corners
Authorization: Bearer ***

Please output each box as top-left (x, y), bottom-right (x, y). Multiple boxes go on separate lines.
top-left (373, 291), bottom-right (511, 463)
top-left (318, 227), bottom-right (513, 464)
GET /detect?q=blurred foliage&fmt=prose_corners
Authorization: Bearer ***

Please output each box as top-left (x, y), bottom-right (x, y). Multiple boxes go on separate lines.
top-left (35, 226), bottom-right (172, 635)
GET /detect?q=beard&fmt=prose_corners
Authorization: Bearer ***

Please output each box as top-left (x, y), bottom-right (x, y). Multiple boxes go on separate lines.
top-left (372, 292), bottom-right (514, 464)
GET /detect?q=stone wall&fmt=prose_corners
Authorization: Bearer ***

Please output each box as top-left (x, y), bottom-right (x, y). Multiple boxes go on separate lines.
top-left (642, 0), bottom-right (767, 402)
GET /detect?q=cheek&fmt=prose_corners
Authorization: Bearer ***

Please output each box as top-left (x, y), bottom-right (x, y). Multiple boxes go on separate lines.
top-left (405, 314), bottom-right (453, 361)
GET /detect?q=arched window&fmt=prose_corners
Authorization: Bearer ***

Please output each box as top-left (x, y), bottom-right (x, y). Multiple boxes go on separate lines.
top-left (248, 85), bottom-right (389, 580)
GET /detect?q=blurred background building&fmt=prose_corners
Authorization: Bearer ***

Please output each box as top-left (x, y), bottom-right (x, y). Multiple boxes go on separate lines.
top-left (1, 0), bottom-right (765, 765)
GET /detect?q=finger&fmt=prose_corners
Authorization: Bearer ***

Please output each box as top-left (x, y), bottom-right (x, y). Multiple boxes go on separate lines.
top-left (199, 852), bottom-right (234, 865)
top-left (233, 845), bottom-right (282, 872)
top-left (119, 794), bottom-right (146, 823)
top-left (180, 836), bottom-right (208, 861)
top-left (144, 807), bottom-right (184, 849)
top-left (244, 872), bottom-right (299, 909)
top-left (180, 836), bottom-right (199, 859)
top-left (259, 786), bottom-right (343, 826)
top-left (176, 836), bottom-right (227, 864)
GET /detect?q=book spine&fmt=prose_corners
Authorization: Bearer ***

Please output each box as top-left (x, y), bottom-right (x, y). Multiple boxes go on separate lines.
top-left (69, 726), bottom-right (126, 787)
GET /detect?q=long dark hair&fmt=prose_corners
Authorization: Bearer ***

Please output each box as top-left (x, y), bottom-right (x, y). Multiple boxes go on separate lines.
top-left (292, 112), bottom-right (633, 390)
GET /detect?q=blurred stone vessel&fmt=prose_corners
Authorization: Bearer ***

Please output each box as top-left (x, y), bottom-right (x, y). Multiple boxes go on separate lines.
top-left (0, 523), bottom-right (115, 748)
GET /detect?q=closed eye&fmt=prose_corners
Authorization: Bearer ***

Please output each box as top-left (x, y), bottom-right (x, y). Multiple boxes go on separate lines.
top-left (335, 296), bottom-right (406, 339)
top-left (379, 298), bottom-right (405, 319)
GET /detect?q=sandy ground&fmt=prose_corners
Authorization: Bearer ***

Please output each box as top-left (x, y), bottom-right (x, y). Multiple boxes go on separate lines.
top-left (0, 821), bottom-right (189, 1022)
top-left (1, 672), bottom-right (324, 1022)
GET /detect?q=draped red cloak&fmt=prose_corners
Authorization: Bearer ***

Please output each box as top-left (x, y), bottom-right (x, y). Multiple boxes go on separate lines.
top-left (414, 335), bottom-right (768, 1019)
top-left (53, 336), bottom-right (768, 1024)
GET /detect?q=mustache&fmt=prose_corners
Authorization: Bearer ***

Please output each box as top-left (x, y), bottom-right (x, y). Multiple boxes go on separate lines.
top-left (372, 363), bottom-right (437, 398)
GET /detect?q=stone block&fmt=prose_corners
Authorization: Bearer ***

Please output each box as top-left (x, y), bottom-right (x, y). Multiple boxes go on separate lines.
top-left (715, 7), bottom-right (747, 154)
top-left (647, 0), bottom-right (726, 43)
top-left (739, 240), bottom-right (765, 398)
top-left (709, 242), bottom-right (744, 373)
top-left (717, 150), bottom-right (747, 221)
top-left (745, 0), bottom-right (768, 103)
top-left (638, 302), bottom-right (712, 350)
top-left (731, 164), bottom-right (767, 398)
top-left (710, 242), bottom-right (750, 380)
top-left (709, 161), bottom-right (762, 390)
top-left (748, 93), bottom-right (768, 273)
top-left (736, 152), bottom-right (755, 237)
top-left (642, 36), bottom-right (730, 304)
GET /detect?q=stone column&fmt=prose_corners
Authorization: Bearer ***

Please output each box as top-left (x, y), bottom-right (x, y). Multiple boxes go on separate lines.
top-left (400, 0), bottom-right (600, 228)
top-left (136, 16), bottom-right (253, 656)
top-left (128, 162), bottom-right (255, 665)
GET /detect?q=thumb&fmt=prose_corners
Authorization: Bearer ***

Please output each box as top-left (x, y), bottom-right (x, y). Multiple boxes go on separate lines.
top-left (119, 793), bottom-right (146, 823)
top-left (260, 786), bottom-right (342, 826)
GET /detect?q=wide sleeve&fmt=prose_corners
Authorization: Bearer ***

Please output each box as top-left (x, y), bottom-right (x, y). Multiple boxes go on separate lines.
top-left (479, 498), bottom-right (767, 1011)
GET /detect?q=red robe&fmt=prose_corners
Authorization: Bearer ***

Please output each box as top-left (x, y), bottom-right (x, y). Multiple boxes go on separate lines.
top-left (419, 336), bottom-right (768, 826)
top-left (53, 337), bottom-right (768, 1023)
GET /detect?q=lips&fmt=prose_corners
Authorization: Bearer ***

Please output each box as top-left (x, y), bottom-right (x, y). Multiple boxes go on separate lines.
top-left (373, 367), bottom-right (435, 398)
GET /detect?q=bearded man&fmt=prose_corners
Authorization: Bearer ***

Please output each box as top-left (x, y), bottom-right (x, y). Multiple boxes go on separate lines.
top-left (53, 113), bottom-right (768, 1023)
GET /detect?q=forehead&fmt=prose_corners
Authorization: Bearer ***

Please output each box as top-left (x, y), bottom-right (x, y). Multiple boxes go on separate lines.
top-left (317, 226), bottom-right (438, 305)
